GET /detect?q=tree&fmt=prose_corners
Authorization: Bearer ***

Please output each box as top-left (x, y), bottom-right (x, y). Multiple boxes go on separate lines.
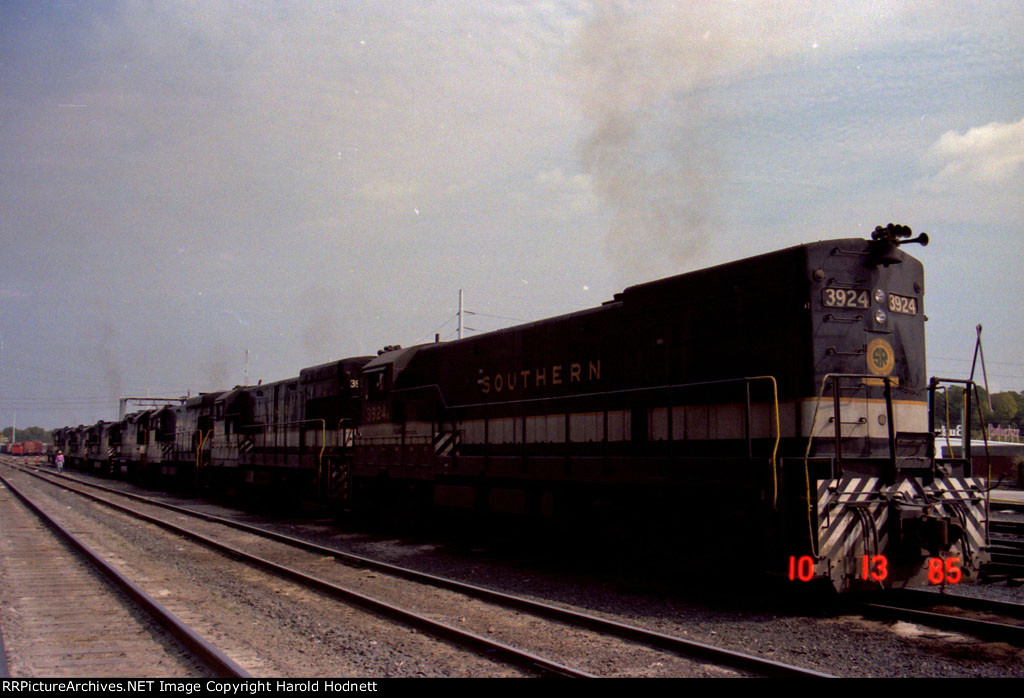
top-left (1, 426), bottom-right (52, 444)
top-left (992, 392), bottom-right (1020, 424)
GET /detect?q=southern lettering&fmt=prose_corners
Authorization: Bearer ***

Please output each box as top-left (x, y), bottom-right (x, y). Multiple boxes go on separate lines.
top-left (477, 360), bottom-right (601, 394)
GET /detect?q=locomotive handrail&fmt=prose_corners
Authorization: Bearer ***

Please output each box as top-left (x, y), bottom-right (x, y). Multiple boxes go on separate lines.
top-left (236, 418), bottom-right (328, 487)
top-left (196, 429), bottom-right (212, 472)
top-left (970, 381), bottom-right (993, 492)
top-left (393, 375), bottom-right (781, 412)
top-left (928, 377), bottom-right (976, 463)
top-left (803, 372), bottom-right (897, 559)
top-left (935, 380), bottom-right (992, 467)
top-left (937, 385), bottom-right (954, 462)
top-left (354, 435), bottom-right (433, 445)
top-left (239, 418), bottom-right (328, 431)
top-left (969, 382), bottom-right (993, 545)
top-left (830, 245), bottom-right (870, 257)
top-left (391, 375), bottom-right (781, 503)
top-left (748, 375), bottom-right (781, 509)
top-left (928, 376), bottom-right (993, 535)
top-left (337, 418), bottom-right (356, 448)
top-left (236, 418), bottom-right (329, 448)
top-left (822, 313), bottom-right (863, 324)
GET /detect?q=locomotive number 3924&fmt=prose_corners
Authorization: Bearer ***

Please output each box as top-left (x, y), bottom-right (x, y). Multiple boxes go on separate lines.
top-left (822, 288), bottom-right (869, 309)
top-left (888, 293), bottom-right (918, 315)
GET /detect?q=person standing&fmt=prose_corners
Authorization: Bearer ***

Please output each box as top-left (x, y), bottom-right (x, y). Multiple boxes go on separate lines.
top-left (55, 451), bottom-right (64, 474)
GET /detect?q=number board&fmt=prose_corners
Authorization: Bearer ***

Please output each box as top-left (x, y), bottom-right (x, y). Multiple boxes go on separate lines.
top-left (888, 293), bottom-right (918, 315)
top-left (822, 288), bottom-right (869, 309)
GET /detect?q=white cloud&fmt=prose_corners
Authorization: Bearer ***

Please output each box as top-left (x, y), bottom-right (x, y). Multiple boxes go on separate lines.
top-left (532, 167), bottom-right (598, 215)
top-left (356, 179), bottom-right (422, 204)
top-left (922, 117), bottom-right (1024, 190)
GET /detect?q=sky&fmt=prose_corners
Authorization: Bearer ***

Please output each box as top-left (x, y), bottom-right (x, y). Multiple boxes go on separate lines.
top-left (1, 1), bottom-right (1022, 430)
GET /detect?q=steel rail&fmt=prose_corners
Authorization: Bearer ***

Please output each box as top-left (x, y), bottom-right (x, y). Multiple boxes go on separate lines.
top-left (0, 610), bottom-right (8, 679)
top-left (4, 465), bottom-right (591, 678)
top-left (16, 463), bottom-right (832, 678)
top-left (860, 601), bottom-right (1024, 645)
top-left (0, 471), bottom-right (250, 678)
top-left (887, 588), bottom-right (1024, 620)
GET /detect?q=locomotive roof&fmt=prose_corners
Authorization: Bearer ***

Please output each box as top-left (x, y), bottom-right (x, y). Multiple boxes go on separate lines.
top-left (366, 236), bottom-right (923, 373)
top-left (621, 236), bottom-right (921, 308)
top-left (185, 391), bottom-right (224, 407)
top-left (300, 356), bottom-right (374, 382)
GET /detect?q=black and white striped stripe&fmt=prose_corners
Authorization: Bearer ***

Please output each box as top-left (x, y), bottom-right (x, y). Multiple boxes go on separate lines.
top-left (817, 476), bottom-right (988, 582)
top-left (434, 431), bottom-right (458, 456)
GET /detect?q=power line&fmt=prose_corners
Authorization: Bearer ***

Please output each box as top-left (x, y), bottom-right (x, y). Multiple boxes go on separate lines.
top-left (930, 356), bottom-right (1024, 367)
top-left (408, 313), bottom-right (460, 346)
top-left (463, 310), bottom-right (531, 323)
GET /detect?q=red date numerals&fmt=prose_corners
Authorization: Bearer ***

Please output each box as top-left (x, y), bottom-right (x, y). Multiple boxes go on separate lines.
top-left (789, 554), bottom-right (962, 585)
top-left (861, 554), bottom-right (888, 581)
top-left (927, 557), bottom-right (962, 584)
top-left (788, 555), bottom-right (815, 582)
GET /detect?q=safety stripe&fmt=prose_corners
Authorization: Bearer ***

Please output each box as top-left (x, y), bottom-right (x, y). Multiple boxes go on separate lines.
top-left (930, 478), bottom-right (987, 550)
top-left (434, 432), bottom-right (457, 456)
top-left (816, 476), bottom-right (988, 570)
top-left (818, 478), bottom-right (887, 559)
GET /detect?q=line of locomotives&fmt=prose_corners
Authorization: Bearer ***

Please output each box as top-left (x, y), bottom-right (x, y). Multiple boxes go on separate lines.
top-left (53, 226), bottom-right (989, 593)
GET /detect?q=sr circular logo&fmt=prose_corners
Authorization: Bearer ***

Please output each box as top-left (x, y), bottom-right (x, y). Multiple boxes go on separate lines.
top-left (866, 338), bottom-right (895, 376)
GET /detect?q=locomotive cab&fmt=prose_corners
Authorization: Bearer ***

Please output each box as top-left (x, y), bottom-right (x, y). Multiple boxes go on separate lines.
top-left (796, 233), bottom-right (988, 591)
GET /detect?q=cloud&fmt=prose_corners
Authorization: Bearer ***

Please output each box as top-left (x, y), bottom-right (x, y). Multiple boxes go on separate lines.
top-left (569, 1), bottom-right (926, 279)
top-left (356, 179), bottom-right (423, 204)
top-left (921, 117), bottom-right (1024, 190)
top-left (532, 167), bottom-right (598, 215)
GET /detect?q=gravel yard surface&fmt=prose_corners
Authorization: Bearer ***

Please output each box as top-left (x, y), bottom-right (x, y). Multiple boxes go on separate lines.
top-left (19, 467), bottom-right (1024, 678)
top-left (1, 470), bottom-right (521, 678)
top-left (218, 507), bottom-right (1024, 677)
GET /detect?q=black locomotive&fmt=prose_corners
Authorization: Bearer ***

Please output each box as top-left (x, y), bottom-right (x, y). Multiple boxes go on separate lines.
top-left (54, 226), bottom-right (988, 592)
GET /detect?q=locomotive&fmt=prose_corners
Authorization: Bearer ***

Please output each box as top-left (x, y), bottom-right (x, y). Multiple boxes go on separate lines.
top-left (53, 226), bottom-right (988, 592)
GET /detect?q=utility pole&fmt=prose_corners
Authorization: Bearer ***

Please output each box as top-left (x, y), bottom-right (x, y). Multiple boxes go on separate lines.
top-left (458, 289), bottom-right (464, 340)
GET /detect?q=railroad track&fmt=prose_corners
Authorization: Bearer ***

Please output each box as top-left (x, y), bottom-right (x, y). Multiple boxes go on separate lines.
top-left (982, 519), bottom-right (1024, 584)
top-left (4, 461), bottom-right (832, 678)
top-left (0, 464), bottom-right (535, 678)
top-left (859, 589), bottom-right (1024, 646)
top-left (0, 471), bottom-right (248, 678)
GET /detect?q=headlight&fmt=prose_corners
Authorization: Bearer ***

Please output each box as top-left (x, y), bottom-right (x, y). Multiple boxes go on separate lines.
top-left (875, 309), bottom-right (887, 324)
top-left (874, 288), bottom-right (886, 303)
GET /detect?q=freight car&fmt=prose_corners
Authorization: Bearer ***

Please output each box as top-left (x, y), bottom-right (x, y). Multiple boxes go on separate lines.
top-left (22, 440), bottom-right (45, 456)
top-left (5, 441), bottom-right (45, 456)
top-left (53, 226), bottom-right (988, 592)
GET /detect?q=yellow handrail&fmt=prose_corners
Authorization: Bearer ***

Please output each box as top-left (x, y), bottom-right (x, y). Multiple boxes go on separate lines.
top-left (196, 430), bottom-right (212, 472)
top-left (750, 376), bottom-right (781, 509)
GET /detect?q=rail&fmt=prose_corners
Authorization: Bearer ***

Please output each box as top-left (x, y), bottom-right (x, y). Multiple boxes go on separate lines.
top-left (0, 469), bottom-right (249, 677)
top-left (15, 463), bottom-right (832, 678)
